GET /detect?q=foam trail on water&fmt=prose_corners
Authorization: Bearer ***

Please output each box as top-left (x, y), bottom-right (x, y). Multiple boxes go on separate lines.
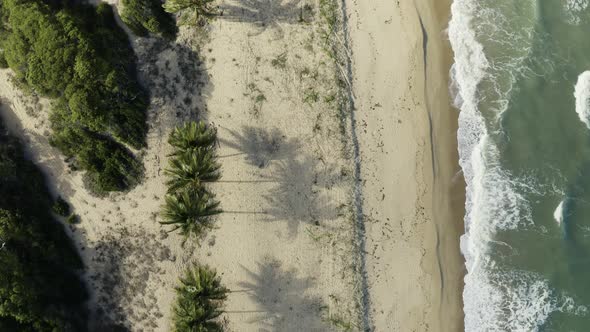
top-left (574, 71), bottom-right (590, 129)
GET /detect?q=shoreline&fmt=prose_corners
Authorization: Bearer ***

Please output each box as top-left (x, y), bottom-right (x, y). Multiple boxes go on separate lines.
top-left (421, 0), bottom-right (466, 329)
top-left (345, 0), bottom-right (465, 330)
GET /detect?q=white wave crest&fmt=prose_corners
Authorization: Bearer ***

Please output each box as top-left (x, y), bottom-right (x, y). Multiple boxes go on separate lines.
top-left (565, 0), bottom-right (589, 25)
top-left (465, 268), bottom-right (587, 332)
top-left (448, 0), bottom-right (585, 330)
top-left (574, 71), bottom-right (590, 129)
top-left (554, 199), bottom-right (565, 225)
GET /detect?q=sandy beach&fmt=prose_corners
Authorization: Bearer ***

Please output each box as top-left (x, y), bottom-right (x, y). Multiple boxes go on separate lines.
top-left (344, 0), bottom-right (465, 330)
top-left (0, 0), bottom-right (464, 330)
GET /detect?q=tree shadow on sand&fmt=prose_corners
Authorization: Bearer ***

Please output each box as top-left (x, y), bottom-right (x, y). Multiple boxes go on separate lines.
top-left (238, 257), bottom-right (329, 332)
top-left (88, 226), bottom-right (173, 331)
top-left (219, 126), bottom-right (299, 168)
top-left (262, 155), bottom-right (342, 236)
top-left (135, 37), bottom-right (213, 135)
top-left (219, 0), bottom-right (310, 37)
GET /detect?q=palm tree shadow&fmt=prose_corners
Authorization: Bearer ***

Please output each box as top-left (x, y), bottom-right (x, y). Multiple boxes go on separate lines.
top-left (219, 126), bottom-right (299, 168)
top-left (262, 155), bottom-right (340, 236)
top-left (219, 0), bottom-right (305, 38)
top-left (238, 258), bottom-right (328, 331)
top-left (135, 37), bottom-right (213, 135)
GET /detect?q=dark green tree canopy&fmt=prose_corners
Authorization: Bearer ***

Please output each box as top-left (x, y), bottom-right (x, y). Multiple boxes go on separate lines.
top-left (0, 0), bottom-right (147, 193)
top-left (120, 0), bottom-right (178, 39)
top-left (0, 121), bottom-right (88, 331)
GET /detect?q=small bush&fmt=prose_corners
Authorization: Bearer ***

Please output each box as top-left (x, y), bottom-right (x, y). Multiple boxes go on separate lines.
top-left (0, 53), bottom-right (8, 68)
top-left (121, 0), bottom-right (178, 39)
top-left (52, 196), bottom-right (70, 216)
top-left (66, 214), bottom-right (80, 224)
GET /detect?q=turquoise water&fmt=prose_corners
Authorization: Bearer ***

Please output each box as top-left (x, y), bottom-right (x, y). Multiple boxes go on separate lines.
top-left (450, 0), bottom-right (590, 330)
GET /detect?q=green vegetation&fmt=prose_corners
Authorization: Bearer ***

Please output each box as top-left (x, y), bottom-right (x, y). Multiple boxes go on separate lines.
top-left (165, 148), bottom-right (221, 192)
top-left (66, 214), bottom-right (80, 225)
top-left (172, 264), bottom-right (228, 332)
top-left (161, 187), bottom-right (221, 238)
top-left (168, 121), bottom-right (217, 154)
top-left (304, 88), bottom-right (319, 104)
top-left (120, 0), bottom-right (177, 39)
top-left (0, 120), bottom-right (88, 330)
top-left (271, 52), bottom-right (287, 69)
top-left (163, 0), bottom-right (217, 26)
top-left (52, 196), bottom-right (70, 217)
top-left (0, 0), bottom-right (147, 194)
top-left (161, 121), bottom-right (221, 239)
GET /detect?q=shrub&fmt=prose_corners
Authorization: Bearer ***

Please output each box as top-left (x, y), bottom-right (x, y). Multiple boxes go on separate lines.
top-left (52, 196), bottom-right (70, 217)
top-left (50, 125), bottom-right (143, 195)
top-left (121, 0), bottom-right (178, 39)
top-left (66, 214), bottom-right (80, 224)
top-left (163, 0), bottom-right (218, 26)
top-left (0, 54), bottom-right (7, 68)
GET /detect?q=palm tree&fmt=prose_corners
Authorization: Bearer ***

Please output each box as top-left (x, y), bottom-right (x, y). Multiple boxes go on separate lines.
top-left (160, 187), bottom-right (221, 238)
top-left (168, 121), bottom-right (217, 154)
top-left (165, 148), bottom-right (221, 193)
top-left (164, 0), bottom-right (218, 26)
top-left (173, 264), bottom-right (228, 332)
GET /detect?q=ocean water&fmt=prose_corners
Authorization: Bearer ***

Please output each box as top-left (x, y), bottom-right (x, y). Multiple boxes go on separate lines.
top-left (449, 0), bottom-right (590, 330)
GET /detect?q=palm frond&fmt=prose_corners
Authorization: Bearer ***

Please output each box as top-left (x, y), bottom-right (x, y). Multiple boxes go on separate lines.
top-left (172, 264), bottom-right (228, 332)
top-left (160, 187), bottom-right (222, 238)
top-left (165, 148), bottom-right (221, 193)
top-left (168, 121), bottom-right (217, 154)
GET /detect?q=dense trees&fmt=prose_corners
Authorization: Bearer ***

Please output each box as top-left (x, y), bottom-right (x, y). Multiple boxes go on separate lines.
top-left (0, 120), bottom-right (88, 331)
top-left (172, 264), bottom-right (228, 332)
top-left (0, 0), bottom-right (147, 193)
top-left (120, 0), bottom-right (177, 39)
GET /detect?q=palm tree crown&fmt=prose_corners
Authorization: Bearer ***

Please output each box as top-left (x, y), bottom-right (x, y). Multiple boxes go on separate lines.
top-left (168, 121), bottom-right (217, 154)
top-left (160, 188), bottom-right (221, 238)
top-left (165, 148), bottom-right (221, 193)
top-left (173, 264), bottom-right (228, 332)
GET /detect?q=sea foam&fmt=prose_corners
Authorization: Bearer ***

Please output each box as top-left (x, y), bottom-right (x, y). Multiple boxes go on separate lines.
top-left (574, 71), bottom-right (590, 129)
top-left (448, 0), bottom-right (583, 330)
top-left (554, 199), bottom-right (565, 224)
top-left (565, 0), bottom-right (589, 25)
